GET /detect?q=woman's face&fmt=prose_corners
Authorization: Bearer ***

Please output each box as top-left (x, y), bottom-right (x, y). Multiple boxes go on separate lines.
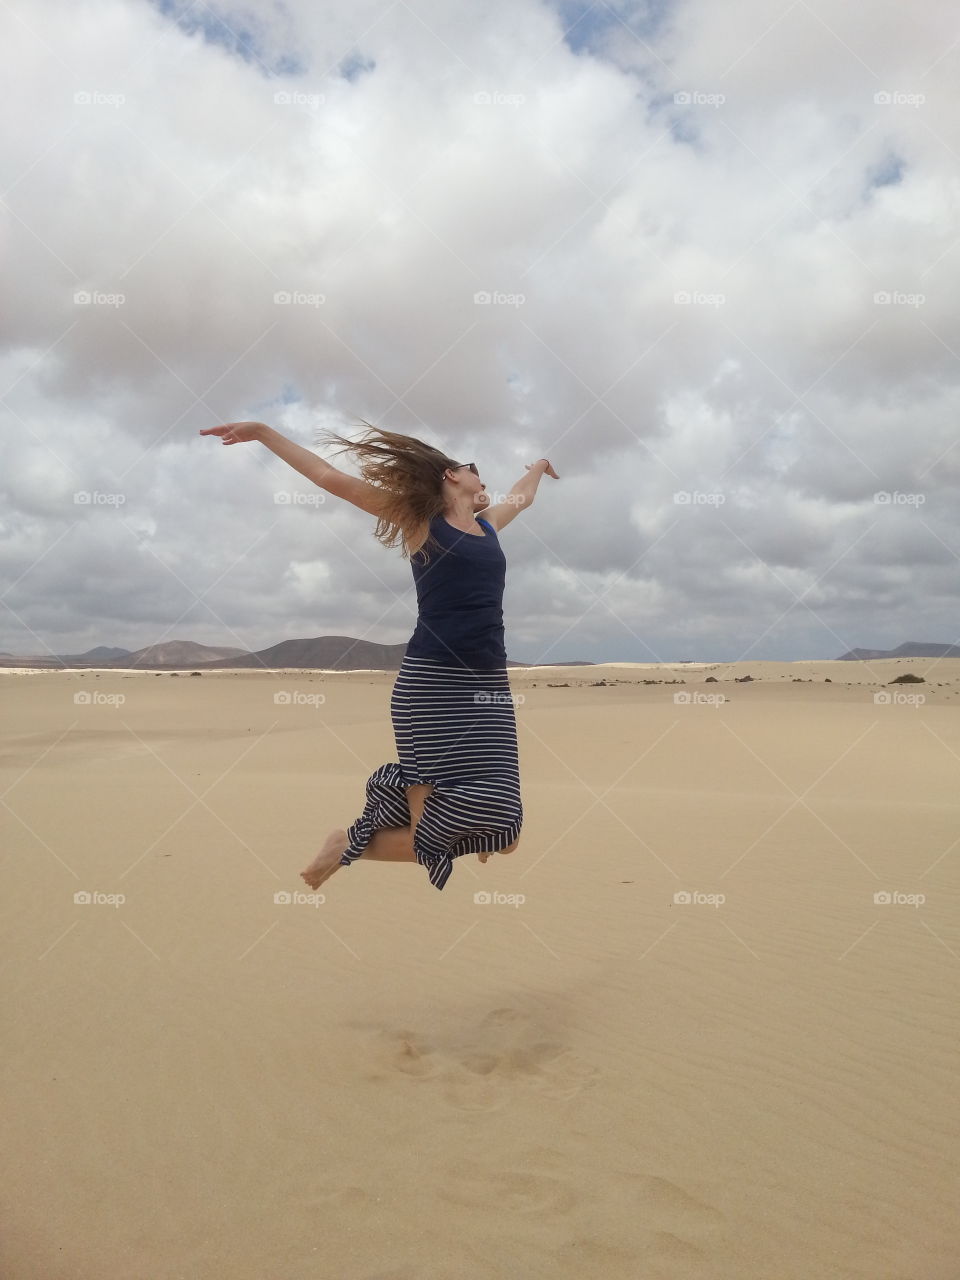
top-left (449, 464), bottom-right (489, 507)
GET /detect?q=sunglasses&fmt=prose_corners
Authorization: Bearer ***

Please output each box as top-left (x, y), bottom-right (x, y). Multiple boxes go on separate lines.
top-left (451, 462), bottom-right (479, 476)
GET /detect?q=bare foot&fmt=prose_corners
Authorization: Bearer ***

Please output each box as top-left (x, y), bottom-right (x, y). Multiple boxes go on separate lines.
top-left (301, 827), bottom-right (349, 891)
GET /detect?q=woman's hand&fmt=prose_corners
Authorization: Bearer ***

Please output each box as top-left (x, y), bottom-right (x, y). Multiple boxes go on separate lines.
top-left (526, 459), bottom-right (559, 479)
top-left (199, 422), bottom-right (266, 445)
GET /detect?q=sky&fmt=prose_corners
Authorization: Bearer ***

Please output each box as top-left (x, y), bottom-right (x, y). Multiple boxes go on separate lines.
top-left (1, 0), bottom-right (958, 663)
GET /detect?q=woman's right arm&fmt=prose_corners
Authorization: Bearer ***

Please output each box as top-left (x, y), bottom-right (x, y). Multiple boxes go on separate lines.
top-left (199, 422), bottom-right (386, 516)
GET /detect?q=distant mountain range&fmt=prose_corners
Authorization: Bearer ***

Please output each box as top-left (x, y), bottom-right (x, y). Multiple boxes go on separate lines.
top-left (0, 638), bottom-right (593, 671)
top-left (836, 642), bottom-right (960, 660)
top-left (6, 636), bottom-right (954, 671)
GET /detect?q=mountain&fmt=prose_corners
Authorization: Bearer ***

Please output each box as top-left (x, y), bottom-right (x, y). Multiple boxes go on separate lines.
top-left (0, 641), bottom-right (245, 670)
top-left (836, 642), bottom-right (960, 660)
top-left (0, 635), bottom-right (595, 672)
top-left (109, 641), bottom-right (248, 668)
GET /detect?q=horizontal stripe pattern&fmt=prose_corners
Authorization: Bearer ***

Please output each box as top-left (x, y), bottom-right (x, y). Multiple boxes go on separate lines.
top-left (340, 654), bottom-right (523, 890)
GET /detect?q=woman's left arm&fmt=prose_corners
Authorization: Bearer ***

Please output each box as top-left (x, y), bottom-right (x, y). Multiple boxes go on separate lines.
top-left (483, 458), bottom-right (559, 531)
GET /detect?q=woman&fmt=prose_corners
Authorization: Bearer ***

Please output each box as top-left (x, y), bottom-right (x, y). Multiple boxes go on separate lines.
top-left (200, 419), bottom-right (559, 893)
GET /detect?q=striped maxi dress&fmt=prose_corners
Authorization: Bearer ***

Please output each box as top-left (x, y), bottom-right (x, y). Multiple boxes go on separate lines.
top-left (339, 512), bottom-right (523, 890)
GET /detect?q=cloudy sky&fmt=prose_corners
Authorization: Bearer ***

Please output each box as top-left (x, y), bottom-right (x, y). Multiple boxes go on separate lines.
top-left (2, 0), bottom-right (958, 663)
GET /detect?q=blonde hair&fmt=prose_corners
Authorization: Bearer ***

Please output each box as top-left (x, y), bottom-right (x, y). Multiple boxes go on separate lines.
top-left (315, 420), bottom-right (460, 563)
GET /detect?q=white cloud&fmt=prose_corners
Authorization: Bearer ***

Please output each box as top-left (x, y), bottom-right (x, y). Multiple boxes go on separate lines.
top-left (1, 0), bottom-right (958, 661)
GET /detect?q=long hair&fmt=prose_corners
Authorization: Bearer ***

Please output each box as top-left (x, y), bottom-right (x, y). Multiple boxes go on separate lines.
top-left (314, 420), bottom-right (459, 563)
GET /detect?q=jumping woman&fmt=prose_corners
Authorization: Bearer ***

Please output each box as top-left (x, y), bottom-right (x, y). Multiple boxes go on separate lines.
top-left (200, 420), bottom-right (559, 893)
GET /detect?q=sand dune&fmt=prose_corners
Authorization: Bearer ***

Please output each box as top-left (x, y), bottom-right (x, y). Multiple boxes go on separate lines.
top-left (1, 662), bottom-right (958, 1278)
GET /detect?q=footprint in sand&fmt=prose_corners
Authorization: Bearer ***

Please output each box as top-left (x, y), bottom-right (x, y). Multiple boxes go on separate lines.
top-left (438, 1157), bottom-right (579, 1214)
top-left (632, 1173), bottom-right (726, 1235)
top-left (360, 1007), bottom-right (600, 1110)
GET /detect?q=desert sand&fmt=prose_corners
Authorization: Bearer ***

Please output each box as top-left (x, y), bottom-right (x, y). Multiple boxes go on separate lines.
top-left (2, 658), bottom-right (959, 1279)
